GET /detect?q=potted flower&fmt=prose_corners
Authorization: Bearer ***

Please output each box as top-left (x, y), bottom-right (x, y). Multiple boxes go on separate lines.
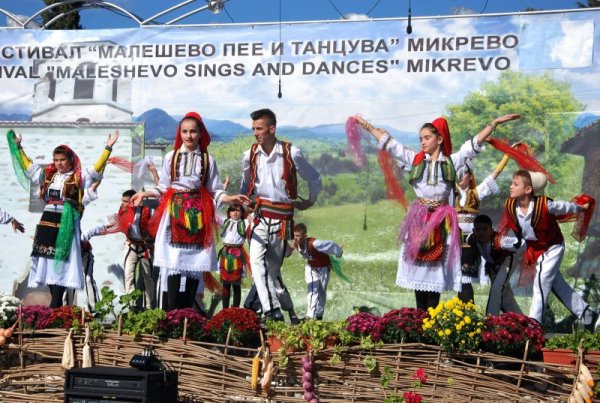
top-left (346, 311), bottom-right (382, 341)
top-left (422, 297), bottom-right (484, 353)
top-left (480, 312), bottom-right (544, 358)
top-left (157, 308), bottom-right (207, 341)
top-left (543, 328), bottom-right (600, 366)
top-left (206, 307), bottom-right (260, 347)
top-left (377, 308), bottom-right (430, 344)
top-left (20, 305), bottom-right (53, 330)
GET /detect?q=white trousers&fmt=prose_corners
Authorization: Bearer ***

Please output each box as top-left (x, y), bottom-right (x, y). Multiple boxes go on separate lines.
top-left (485, 259), bottom-right (522, 316)
top-left (249, 217), bottom-right (293, 313)
top-left (305, 265), bottom-right (330, 319)
top-left (529, 243), bottom-right (587, 323)
top-left (123, 243), bottom-right (155, 309)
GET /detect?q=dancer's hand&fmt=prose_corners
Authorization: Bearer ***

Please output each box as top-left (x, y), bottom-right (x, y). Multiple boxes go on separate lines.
top-left (352, 115), bottom-right (388, 141)
top-left (11, 219), bottom-right (24, 233)
top-left (129, 191), bottom-right (152, 207)
top-left (223, 193), bottom-right (251, 206)
top-left (493, 114), bottom-right (521, 126)
top-left (107, 130), bottom-right (119, 148)
top-left (294, 199), bottom-right (313, 211)
top-left (13, 132), bottom-right (22, 146)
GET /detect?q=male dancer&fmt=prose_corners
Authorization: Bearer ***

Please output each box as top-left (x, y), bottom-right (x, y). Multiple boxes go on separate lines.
top-left (241, 108), bottom-right (321, 322)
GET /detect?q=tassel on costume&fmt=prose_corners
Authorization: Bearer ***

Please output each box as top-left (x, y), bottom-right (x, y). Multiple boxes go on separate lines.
top-left (557, 194), bottom-right (596, 242)
top-left (330, 256), bottom-right (351, 284)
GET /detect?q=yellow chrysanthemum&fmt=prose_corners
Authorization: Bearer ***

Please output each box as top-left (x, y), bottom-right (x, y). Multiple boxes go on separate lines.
top-left (476, 329), bottom-right (481, 334)
top-left (455, 324), bottom-right (462, 331)
top-left (468, 332), bottom-right (475, 338)
top-left (464, 316), bottom-right (471, 324)
top-left (438, 330), bottom-right (444, 337)
top-left (444, 329), bottom-right (451, 336)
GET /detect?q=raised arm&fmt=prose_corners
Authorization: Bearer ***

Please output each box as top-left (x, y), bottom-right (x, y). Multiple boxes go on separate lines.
top-left (476, 114), bottom-right (521, 145)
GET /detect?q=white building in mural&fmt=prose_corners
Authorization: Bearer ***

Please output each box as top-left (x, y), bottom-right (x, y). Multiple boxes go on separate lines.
top-left (31, 41), bottom-right (133, 123)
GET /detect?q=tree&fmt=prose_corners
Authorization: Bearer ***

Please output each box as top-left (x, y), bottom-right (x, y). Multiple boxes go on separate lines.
top-left (41, 0), bottom-right (84, 30)
top-left (445, 70), bottom-right (584, 206)
top-left (577, 0), bottom-right (600, 7)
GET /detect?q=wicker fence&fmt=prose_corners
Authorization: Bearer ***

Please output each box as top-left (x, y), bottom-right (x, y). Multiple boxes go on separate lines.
top-left (0, 327), bottom-right (581, 402)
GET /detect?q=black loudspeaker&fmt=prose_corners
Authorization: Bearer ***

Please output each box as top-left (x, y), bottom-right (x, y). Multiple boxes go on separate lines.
top-left (64, 366), bottom-right (178, 403)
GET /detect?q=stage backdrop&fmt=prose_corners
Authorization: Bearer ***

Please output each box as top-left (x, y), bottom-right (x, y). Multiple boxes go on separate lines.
top-left (1, 9), bottom-right (599, 326)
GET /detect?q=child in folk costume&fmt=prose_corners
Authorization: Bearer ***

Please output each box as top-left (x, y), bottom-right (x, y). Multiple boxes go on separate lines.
top-left (468, 214), bottom-right (522, 315)
top-left (353, 114), bottom-right (520, 310)
top-left (502, 170), bottom-right (597, 330)
top-left (7, 130), bottom-right (118, 308)
top-left (456, 153), bottom-right (510, 303)
top-left (130, 112), bottom-right (249, 311)
top-left (292, 223), bottom-right (343, 320)
top-left (217, 204), bottom-right (250, 308)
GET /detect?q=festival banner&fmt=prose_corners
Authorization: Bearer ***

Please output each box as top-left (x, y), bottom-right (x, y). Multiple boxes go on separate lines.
top-left (0, 9), bottom-right (598, 323)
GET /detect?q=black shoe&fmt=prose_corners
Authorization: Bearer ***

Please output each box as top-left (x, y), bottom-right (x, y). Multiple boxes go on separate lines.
top-left (289, 314), bottom-right (300, 325)
top-left (584, 308), bottom-right (599, 332)
top-left (262, 308), bottom-right (284, 322)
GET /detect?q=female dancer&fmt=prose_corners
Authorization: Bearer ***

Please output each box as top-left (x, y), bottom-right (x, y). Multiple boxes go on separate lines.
top-left (8, 130), bottom-right (118, 307)
top-left (130, 112), bottom-right (249, 310)
top-left (352, 114), bottom-right (520, 310)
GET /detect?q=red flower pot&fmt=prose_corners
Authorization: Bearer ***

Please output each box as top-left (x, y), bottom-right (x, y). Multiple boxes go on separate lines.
top-left (541, 348), bottom-right (577, 366)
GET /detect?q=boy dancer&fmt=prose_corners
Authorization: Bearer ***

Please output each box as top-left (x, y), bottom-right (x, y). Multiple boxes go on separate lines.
top-left (503, 170), bottom-right (596, 330)
top-left (468, 214), bottom-right (522, 315)
top-left (292, 223), bottom-right (343, 320)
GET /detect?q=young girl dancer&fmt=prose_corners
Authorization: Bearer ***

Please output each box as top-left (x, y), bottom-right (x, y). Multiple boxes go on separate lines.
top-left (352, 114), bottom-right (520, 310)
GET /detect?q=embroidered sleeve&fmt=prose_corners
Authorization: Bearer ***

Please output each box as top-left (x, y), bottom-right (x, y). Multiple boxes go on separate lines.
top-left (312, 239), bottom-right (343, 257)
top-left (155, 151), bottom-right (174, 194)
top-left (81, 223), bottom-right (108, 242)
top-left (291, 146), bottom-right (322, 203)
top-left (548, 199), bottom-right (582, 215)
top-left (500, 235), bottom-right (522, 251)
top-left (378, 135), bottom-right (415, 168)
top-left (205, 155), bottom-right (226, 208)
top-left (452, 137), bottom-right (484, 170)
top-left (477, 174), bottom-right (500, 201)
top-left (81, 187), bottom-right (99, 207)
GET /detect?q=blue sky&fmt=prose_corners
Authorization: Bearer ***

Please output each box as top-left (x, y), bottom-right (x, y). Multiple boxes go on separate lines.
top-left (3, 0), bottom-right (591, 28)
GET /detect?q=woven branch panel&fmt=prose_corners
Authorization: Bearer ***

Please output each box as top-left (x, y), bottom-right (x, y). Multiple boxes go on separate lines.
top-left (0, 329), bottom-right (579, 402)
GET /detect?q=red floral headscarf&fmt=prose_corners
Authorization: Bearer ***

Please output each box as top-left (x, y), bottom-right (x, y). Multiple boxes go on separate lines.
top-left (173, 111), bottom-right (211, 153)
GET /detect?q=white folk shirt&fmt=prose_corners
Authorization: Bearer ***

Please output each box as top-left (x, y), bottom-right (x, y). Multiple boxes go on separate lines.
top-left (377, 134), bottom-right (483, 201)
top-left (154, 145), bottom-right (226, 203)
top-left (516, 199), bottom-right (581, 241)
top-left (240, 141), bottom-right (322, 204)
top-left (297, 239), bottom-right (343, 270)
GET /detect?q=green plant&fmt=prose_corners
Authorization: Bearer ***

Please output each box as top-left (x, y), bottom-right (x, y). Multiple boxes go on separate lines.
top-left (545, 329), bottom-right (600, 352)
top-left (121, 309), bottom-right (166, 337)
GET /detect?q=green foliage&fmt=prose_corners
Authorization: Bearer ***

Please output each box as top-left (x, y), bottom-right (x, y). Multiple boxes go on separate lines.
top-left (121, 309), bottom-right (166, 337)
top-left (446, 70), bottom-right (584, 209)
top-left (363, 354), bottom-right (377, 373)
top-left (380, 366), bottom-right (393, 388)
top-left (41, 0), bottom-right (83, 29)
top-left (93, 286), bottom-right (143, 327)
top-left (545, 330), bottom-right (600, 352)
